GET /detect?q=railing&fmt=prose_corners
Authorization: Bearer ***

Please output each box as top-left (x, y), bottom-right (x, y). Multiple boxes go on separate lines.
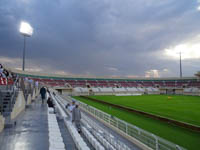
top-left (63, 95), bottom-right (186, 150)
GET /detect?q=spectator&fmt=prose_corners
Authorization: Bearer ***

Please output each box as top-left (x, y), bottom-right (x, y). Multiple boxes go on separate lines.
top-left (47, 97), bottom-right (54, 108)
top-left (40, 86), bottom-right (46, 104)
top-left (0, 69), bottom-right (6, 78)
top-left (0, 65), bottom-right (3, 75)
top-left (72, 104), bottom-right (81, 133)
top-left (68, 101), bottom-right (76, 121)
top-left (69, 101), bottom-right (76, 113)
top-left (3, 70), bottom-right (9, 78)
top-left (35, 81), bottom-right (39, 88)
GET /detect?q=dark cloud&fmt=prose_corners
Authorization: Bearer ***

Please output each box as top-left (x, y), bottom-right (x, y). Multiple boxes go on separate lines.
top-left (0, 0), bottom-right (200, 77)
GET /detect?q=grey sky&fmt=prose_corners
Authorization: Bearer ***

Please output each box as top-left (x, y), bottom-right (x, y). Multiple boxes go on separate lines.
top-left (0, 0), bottom-right (200, 77)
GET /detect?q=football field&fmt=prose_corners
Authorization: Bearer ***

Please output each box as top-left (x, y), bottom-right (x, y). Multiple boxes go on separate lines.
top-left (73, 95), bottom-right (200, 150)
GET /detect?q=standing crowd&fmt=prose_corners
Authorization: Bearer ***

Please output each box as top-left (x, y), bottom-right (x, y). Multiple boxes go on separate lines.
top-left (0, 64), bottom-right (16, 79)
top-left (0, 64), bottom-right (18, 85)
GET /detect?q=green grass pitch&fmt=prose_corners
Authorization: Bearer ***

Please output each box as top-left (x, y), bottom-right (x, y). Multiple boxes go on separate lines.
top-left (73, 95), bottom-right (200, 150)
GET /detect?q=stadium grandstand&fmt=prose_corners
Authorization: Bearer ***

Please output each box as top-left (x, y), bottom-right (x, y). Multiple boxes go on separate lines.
top-left (0, 67), bottom-right (200, 150)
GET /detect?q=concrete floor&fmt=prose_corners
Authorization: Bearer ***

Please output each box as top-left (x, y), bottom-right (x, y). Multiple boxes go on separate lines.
top-left (0, 99), bottom-right (49, 150)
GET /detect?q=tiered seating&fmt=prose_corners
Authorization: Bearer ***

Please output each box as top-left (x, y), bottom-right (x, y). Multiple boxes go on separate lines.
top-left (146, 87), bottom-right (153, 92)
top-left (154, 81), bottom-right (165, 87)
top-left (188, 81), bottom-right (200, 87)
top-left (146, 87), bottom-right (159, 94)
top-left (127, 81), bottom-right (137, 87)
top-left (165, 81), bottom-right (176, 87)
top-left (91, 88), bottom-right (100, 92)
top-left (99, 87), bottom-right (113, 93)
top-left (48, 108), bottom-right (65, 150)
top-left (184, 87), bottom-right (200, 93)
top-left (183, 88), bottom-right (192, 92)
top-left (52, 94), bottom-right (90, 150)
top-left (113, 87), bottom-right (127, 93)
top-left (126, 87), bottom-right (138, 92)
top-left (0, 77), bottom-right (14, 85)
top-left (137, 87), bottom-right (145, 92)
top-left (107, 80), bottom-right (118, 87)
top-left (73, 87), bottom-right (82, 92)
top-left (48, 82), bottom-right (59, 86)
top-left (54, 79), bottom-right (65, 86)
top-left (136, 81), bottom-right (144, 87)
top-left (64, 80), bottom-right (77, 87)
top-left (66, 121), bottom-right (90, 150)
top-left (82, 127), bottom-right (105, 150)
top-left (73, 87), bottom-right (89, 93)
top-left (80, 88), bottom-right (89, 93)
top-left (192, 88), bottom-right (200, 93)
top-left (152, 87), bottom-right (159, 92)
top-left (82, 113), bottom-right (131, 150)
top-left (87, 80), bottom-right (98, 87)
top-left (143, 81), bottom-right (154, 87)
top-left (118, 81), bottom-right (129, 87)
top-left (97, 81), bottom-right (109, 87)
top-left (176, 81), bottom-right (188, 87)
top-left (76, 80), bottom-right (87, 87)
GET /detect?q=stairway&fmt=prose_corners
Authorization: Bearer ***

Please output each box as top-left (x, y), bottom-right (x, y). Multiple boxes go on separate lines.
top-left (0, 91), bottom-right (18, 125)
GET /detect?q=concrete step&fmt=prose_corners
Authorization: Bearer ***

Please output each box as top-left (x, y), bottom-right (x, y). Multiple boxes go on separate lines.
top-left (3, 101), bottom-right (9, 104)
top-left (3, 112), bottom-right (11, 117)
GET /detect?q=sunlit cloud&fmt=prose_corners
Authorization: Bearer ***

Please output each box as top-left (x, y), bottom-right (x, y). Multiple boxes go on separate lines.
top-left (145, 69), bottom-right (160, 78)
top-left (145, 69), bottom-right (172, 78)
top-left (197, 6), bottom-right (200, 11)
top-left (164, 35), bottom-right (200, 60)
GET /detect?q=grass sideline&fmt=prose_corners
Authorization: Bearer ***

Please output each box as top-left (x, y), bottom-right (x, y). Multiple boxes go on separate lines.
top-left (73, 95), bottom-right (200, 150)
top-left (89, 95), bottom-right (200, 126)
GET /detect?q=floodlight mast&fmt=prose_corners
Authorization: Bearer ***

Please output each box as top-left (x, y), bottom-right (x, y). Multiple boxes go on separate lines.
top-left (179, 51), bottom-right (182, 78)
top-left (22, 35), bottom-right (26, 71)
top-left (19, 21), bottom-right (33, 71)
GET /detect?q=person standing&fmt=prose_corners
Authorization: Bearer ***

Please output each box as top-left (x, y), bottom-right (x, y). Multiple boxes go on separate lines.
top-left (72, 104), bottom-right (81, 133)
top-left (40, 86), bottom-right (46, 104)
top-left (68, 101), bottom-right (76, 121)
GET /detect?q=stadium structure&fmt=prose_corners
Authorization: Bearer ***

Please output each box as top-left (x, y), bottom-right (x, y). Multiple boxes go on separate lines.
top-left (0, 67), bottom-right (200, 150)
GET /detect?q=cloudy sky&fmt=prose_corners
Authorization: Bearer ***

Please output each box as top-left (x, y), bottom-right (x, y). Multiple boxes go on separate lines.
top-left (1, 0), bottom-right (200, 78)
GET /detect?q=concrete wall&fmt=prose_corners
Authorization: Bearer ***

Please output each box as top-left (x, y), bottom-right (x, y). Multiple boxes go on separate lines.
top-left (27, 94), bottom-right (32, 105)
top-left (35, 88), bottom-right (40, 99)
top-left (175, 89), bottom-right (183, 95)
top-left (11, 91), bottom-right (26, 120)
top-left (183, 92), bottom-right (200, 96)
top-left (0, 115), bottom-right (5, 133)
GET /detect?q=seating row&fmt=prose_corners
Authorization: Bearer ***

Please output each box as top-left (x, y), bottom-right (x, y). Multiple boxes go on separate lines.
top-left (51, 93), bottom-right (91, 150)
top-left (81, 114), bottom-right (131, 150)
top-left (47, 107), bottom-right (65, 150)
top-left (65, 120), bottom-right (90, 150)
top-left (0, 77), bottom-right (13, 85)
top-left (82, 126), bottom-right (105, 150)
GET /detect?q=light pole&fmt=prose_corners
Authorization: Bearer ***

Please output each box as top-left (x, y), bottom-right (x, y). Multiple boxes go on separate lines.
top-left (179, 51), bottom-right (182, 78)
top-left (19, 21), bottom-right (33, 71)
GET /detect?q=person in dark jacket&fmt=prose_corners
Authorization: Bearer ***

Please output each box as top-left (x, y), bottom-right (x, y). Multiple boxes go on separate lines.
top-left (47, 97), bottom-right (54, 108)
top-left (40, 87), bottom-right (46, 104)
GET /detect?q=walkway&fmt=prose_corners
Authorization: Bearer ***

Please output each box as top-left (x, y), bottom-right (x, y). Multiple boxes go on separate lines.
top-left (0, 99), bottom-right (49, 150)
